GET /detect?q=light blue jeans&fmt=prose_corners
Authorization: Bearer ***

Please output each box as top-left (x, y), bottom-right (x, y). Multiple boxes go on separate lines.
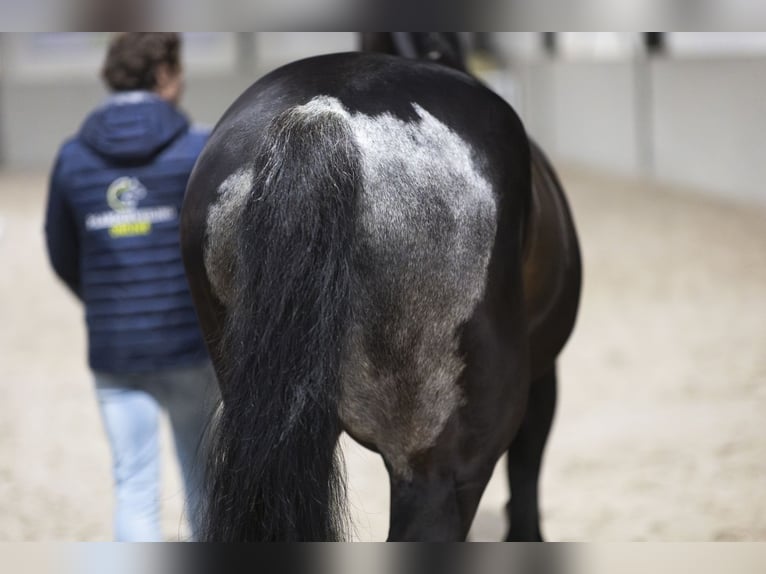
top-left (93, 361), bottom-right (219, 542)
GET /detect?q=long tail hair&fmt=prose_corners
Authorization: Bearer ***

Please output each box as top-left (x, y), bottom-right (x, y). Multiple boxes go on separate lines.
top-left (199, 101), bottom-right (361, 541)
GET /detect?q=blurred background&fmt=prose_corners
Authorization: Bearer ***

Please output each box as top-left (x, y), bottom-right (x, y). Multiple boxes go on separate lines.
top-left (0, 33), bottom-right (764, 541)
top-left (2, 32), bottom-right (766, 200)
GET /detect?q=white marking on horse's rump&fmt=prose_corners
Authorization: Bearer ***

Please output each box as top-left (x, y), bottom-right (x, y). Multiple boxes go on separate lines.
top-left (204, 169), bottom-right (254, 306)
top-left (291, 95), bottom-right (350, 120)
top-left (204, 96), bottom-right (498, 479)
top-left (336, 98), bottom-right (498, 478)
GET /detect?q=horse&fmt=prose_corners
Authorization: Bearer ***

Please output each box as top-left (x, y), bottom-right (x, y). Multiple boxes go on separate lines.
top-left (179, 33), bottom-right (581, 542)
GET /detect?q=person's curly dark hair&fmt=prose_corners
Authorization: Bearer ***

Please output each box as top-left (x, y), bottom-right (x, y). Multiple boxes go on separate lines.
top-left (102, 33), bottom-right (181, 92)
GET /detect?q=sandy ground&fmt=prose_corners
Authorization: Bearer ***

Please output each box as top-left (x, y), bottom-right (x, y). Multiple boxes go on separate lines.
top-left (0, 167), bottom-right (764, 541)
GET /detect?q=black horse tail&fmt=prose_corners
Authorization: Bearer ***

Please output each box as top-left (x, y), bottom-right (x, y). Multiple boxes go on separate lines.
top-left (200, 100), bottom-right (361, 541)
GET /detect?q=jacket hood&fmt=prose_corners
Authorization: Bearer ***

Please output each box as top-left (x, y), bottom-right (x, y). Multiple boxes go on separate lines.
top-left (79, 92), bottom-right (189, 162)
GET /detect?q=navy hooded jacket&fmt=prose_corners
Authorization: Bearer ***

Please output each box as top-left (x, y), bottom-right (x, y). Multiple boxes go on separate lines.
top-left (45, 91), bottom-right (210, 373)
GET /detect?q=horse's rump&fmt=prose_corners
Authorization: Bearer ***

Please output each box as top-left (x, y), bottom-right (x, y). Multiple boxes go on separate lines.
top-left (332, 96), bottom-right (500, 478)
top-left (184, 52), bottom-right (534, 540)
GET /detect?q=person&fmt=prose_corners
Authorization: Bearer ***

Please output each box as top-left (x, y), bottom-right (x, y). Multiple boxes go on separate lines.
top-left (44, 33), bottom-right (218, 542)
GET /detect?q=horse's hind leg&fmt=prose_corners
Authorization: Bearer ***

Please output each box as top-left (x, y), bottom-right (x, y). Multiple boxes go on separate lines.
top-left (387, 471), bottom-right (462, 541)
top-left (387, 467), bottom-right (496, 541)
top-left (505, 365), bottom-right (557, 541)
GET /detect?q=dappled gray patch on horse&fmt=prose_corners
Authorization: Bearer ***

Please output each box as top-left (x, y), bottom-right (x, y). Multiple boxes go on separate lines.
top-left (204, 168), bottom-right (254, 307)
top-left (335, 98), bottom-right (498, 478)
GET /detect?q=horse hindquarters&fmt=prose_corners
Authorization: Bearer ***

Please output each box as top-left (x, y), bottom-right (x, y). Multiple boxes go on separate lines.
top-left (184, 52), bottom-right (537, 541)
top-left (332, 96), bottom-right (532, 540)
top-left (197, 102), bottom-right (363, 541)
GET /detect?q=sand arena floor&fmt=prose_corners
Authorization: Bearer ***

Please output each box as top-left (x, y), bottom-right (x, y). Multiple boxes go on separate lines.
top-left (0, 168), bottom-right (764, 541)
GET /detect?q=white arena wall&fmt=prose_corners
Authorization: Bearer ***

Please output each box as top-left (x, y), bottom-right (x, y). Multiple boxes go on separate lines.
top-left (508, 56), bottom-right (766, 204)
top-left (1, 33), bottom-right (765, 205)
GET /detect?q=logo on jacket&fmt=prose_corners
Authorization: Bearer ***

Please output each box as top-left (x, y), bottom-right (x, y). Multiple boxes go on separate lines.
top-left (85, 176), bottom-right (177, 238)
top-left (107, 177), bottom-right (147, 212)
